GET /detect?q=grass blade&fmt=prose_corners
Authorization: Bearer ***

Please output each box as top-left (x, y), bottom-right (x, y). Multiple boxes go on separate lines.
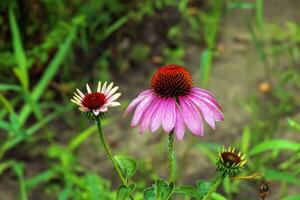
top-left (96, 14), bottom-right (130, 42)
top-left (200, 49), bottom-right (213, 88)
top-left (13, 163), bottom-right (28, 200)
top-left (265, 169), bottom-right (300, 186)
top-left (9, 7), bottom-right (29, 89)
top-left (9, 7), bottom-right (43, 120)
top-left (249, 139), bottom-right (300, 156)
top-left (255, 0), bottom-right (264, 31)
top-left (19, 28), bottom-right (76, 125)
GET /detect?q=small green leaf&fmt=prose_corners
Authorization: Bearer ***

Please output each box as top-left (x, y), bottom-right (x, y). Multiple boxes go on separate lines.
top-left (265, 169), bottom-right (300, 186)
top-left (114, 155), bottom-right (138, 179)
top-left (117, 184), bottom-right (135, 200)
top-left (143, 179), bottom-right (174, 200)
top-left (241, 126), bottom-right (251, 153)
top-left (249, 139), bottom-right (300, 156)
top-left (155, 179), bottom-right (174, 200)
top-left (174, 185), bottom-right (201, 199)
top-left (287, 118), bottom-right (300, 133)
top-left (211, 192), bottom-right (228, 200)
top-left (143, 186), bottom-right (155, 200)
top-left (282, 194), bottom-right (300, 200)
top-left (197, 180), bottom-right (212, 198)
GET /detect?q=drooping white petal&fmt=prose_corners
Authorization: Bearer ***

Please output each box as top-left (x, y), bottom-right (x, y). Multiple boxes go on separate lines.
top-left (79, 107), bottom-right (89, 112)
top-left (86, 84), bottom-right (92, 93)
top-left (97, 81), bottom-right (101, 92)
top-left (106, 86), bottom-right (119, 98)
top-left (93, 110), bottom-right (100, 116)
top-left (99, 107), bottom-right (108, 112)
top-left (107, 93), bottom-right (121, 102)
top-left (109, 102), bottom-right (121, 107)
top-left (101, 81), bottom-right (107, 93)
top-left (74, 93), bottom-right (83, 100)
top-left (71, 99), bottom-right (83, 106)
top-left (76, 89), bottom-right (85, 98)
top-left (105, 82), bottom-right (114, 94)
top-left (73, 96), bottom-right (82, 103)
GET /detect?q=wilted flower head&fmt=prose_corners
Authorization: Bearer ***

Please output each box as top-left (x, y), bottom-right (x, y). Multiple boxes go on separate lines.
top-left (216, 146), bottom-right (246, 177)
top-left (125, 64), bottom-right (224, 141)
top-left (71, 81), bottom-right (121, 116)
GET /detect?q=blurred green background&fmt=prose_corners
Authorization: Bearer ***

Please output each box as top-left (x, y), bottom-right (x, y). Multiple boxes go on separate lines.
top-left (1, 0), bottom-right (300, 199)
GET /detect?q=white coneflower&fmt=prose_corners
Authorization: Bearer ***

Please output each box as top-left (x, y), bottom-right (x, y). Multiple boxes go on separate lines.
top-left (71, 81), bottom-right (121, 116)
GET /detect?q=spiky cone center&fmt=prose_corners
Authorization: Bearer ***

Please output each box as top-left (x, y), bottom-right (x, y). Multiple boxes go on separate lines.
top-left (82, 92), bottom-right (106, 110)
top-left (217, 147), bottom-right (246, 177)
top-left (151, 64), bottom-right (193, 98)
top-left (221, 152), bottom-right (241, 166)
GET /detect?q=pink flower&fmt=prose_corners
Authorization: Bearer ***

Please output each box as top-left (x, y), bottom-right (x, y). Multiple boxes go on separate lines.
top-left (125, 64), bottom-right (224, 141)
top-left (71, 81), bottom-right (121, 116)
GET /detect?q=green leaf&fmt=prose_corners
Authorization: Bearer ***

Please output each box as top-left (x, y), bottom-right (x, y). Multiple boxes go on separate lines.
top-left (174, 185), bottom-right (201, 199)
top-left (228, 2), bottom-right (253, 10)
top-left (155, 179), bottom-right (174, 200)
top-left (211, 192), bottom-right (228, 200)
top-left (0, 160), bottom-right (16, 175)
top-left (265, 169), bottom-right (300, 186)
top-left (241, 126), bottom-right (251, 153)
top-left (117, 184), bottom-right (135, 200)
top-left (19, 28), bottom-right (76, 125)
top-left (255, 0), bottom-right (264, 31)
top-left (200, 49), bottom-right (213, 88)
top-left (12, 163), bottom-right (28, 200)
top-left (287, 118), bottom-right (300, 133)
top-left (114, 155), bottom-right (138, 179)
top-left (86, 174), bottom-right (102, 200)
top-left (25, 169), bottom-right (57, 190)
top-left (143, 186), bottom-right (155, 200)
top-left (9, 7), bottom-right (28, 89)
top-left (143, 179), bottom-right (174, 200)
top-left (249, 139), bottom-right (300, 156)
top-left (282, 194), bottom-right (300, 200)
top-left (197, 180), bottom-right (212, 198)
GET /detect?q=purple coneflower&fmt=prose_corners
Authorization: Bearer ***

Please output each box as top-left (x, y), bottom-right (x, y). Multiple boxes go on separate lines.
top-left (71, 81), bottom-right (121, 116)
top-left (125, 64), bottom-right (224, 140)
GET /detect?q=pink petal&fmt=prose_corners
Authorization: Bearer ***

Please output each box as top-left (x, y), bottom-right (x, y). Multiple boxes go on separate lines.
top-left (162, 98), bottom-right (176, 133)
top-left (191, 87), bottom-right (222, 109)
top-left (190, 92), bottom-right (224, 121)
top-left (179, 96), bottom-right (203, 136)
top-left (188, 95), bottom-right (215, 129)
top-left (139, 97), bottom-right (160, 134)
top-left (131, 94), bottom-right (155, 127)
top-left (191, 87), bottom-right (215, 98)
top-left (124, 90), bottom-right (153, 116)
top-left (150, 98), bottom-right (165, 132)
top-left (174, 105), bottom-right (185, 141)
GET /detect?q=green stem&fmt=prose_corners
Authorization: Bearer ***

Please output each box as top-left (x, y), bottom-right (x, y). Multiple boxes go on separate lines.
top-left (95, 116), bottom-right (127, 185)
top-left (202, 176), bottom-right (224, 200)
top-left (168, 131), bottom-right (175, 183)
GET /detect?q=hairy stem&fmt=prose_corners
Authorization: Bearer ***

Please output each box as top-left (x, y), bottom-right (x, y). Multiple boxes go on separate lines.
top-left (168, 130), bottom-right (175, 183)
top-left (95, 116), bottom-right (127, 184)
top-left (202, 175), bottom-right (223, 200)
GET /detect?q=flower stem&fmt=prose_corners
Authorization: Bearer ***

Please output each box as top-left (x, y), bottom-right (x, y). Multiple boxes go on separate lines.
top-left (95, 116), bottom-right (127, 185)
top-left (202, 175), bottom-right (224, 200)
top-left (168, 130), bottom-right (175, 183)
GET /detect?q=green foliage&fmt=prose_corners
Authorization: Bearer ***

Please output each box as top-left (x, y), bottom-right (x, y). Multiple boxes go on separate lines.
top-left (144, 179), bottom-right (174, 200)
top-left (197, 180), bottom-right (212, 198)
top-left (117, 184), bottom-right (136, 200)
top-left (1, 0), bottom-right (300, 199)
top-left (114, 155), bottom-right (138, 180)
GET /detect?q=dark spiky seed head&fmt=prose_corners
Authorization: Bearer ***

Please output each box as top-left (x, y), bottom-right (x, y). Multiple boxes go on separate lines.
top-left (151, 64), bottom-right (193, 98)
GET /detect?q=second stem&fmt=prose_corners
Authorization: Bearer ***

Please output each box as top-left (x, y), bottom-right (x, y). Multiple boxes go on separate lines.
top-left (168, 131), bottom-right (175, 183)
